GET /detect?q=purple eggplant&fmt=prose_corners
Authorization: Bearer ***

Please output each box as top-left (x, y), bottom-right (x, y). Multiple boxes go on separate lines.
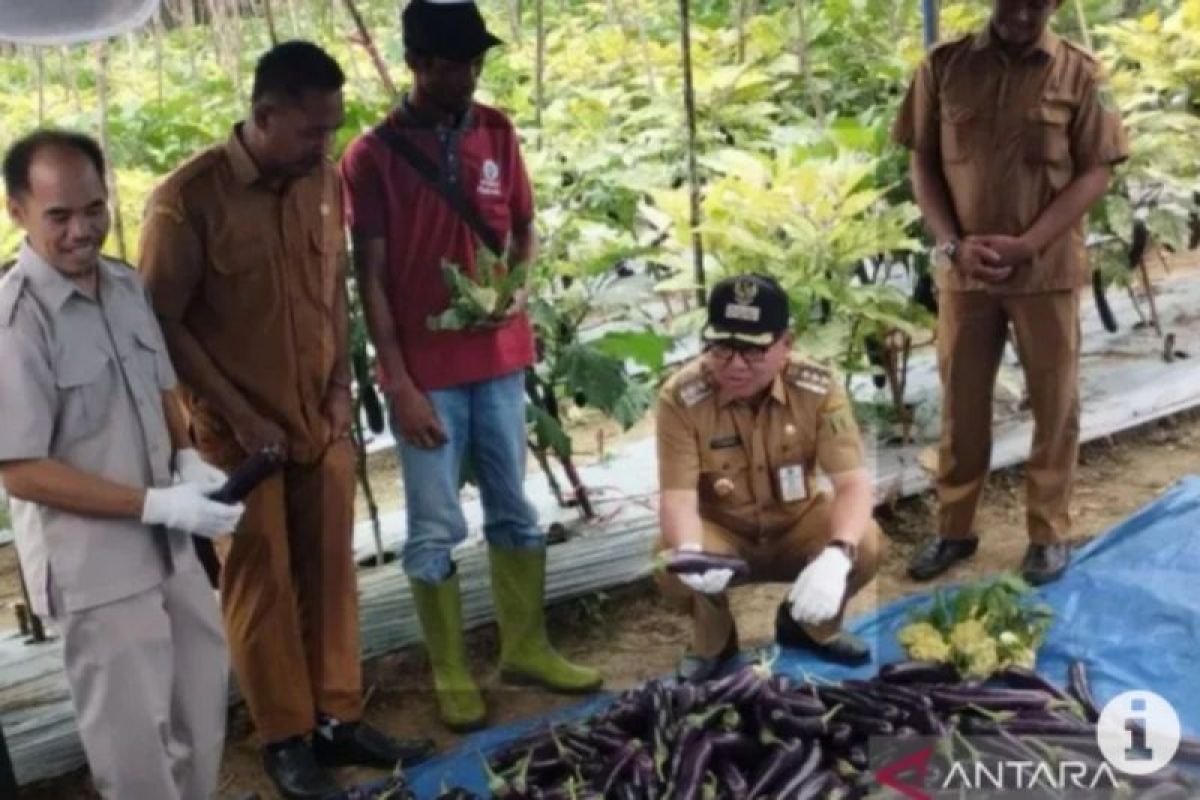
top-left (598, 740), bottom-right (643, 795)
top-left (826, 721), bottom-right (854, 748)
top-left (833, 710), bottom-right (894, 737)
top-left (670, 731), bottom-right (715, 800)
top-left (1067, 660), bottom-right (1101, 723)
top-left (993, 666), bottom-right (1073, 702)
top-left (666, 551), bottom-right (752, 579)
top-left (767, 741), bottom-right (823, 797)
top-left (765, 708), bottom-right (827, 740)
top-left (931, 686), bottom-right (1055, 711)
top-left (878, 660), bottom-right (961, 685)
top-left (716, 758), bottom-right (750, 800)
top-left (208, 448), bottom-right (285, 504)
top-left (746, 741), bottom-right (806, 799)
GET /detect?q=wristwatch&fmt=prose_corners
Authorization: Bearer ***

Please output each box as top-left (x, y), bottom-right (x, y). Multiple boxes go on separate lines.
top-left (827, 539), bottom-right (858, 562)
top-left (935, 239), bottom-right (960, 264)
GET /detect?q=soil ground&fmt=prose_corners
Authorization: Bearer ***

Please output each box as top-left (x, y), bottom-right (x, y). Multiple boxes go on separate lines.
top-left (8, 408), bottom-right (1200, 799)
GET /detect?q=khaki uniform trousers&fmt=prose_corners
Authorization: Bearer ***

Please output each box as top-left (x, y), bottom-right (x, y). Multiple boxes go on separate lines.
top-left (203, 436), bottom-right (362, 742)
top-left (656, 494), bottom-right (885, 658)
top-left (54, 566), bottom-right (227, 800)
top-left (936, 290), bottom-right (1081, 546)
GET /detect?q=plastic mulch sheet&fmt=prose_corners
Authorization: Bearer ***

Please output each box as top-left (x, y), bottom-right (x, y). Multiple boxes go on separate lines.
top-left (398, 476), bottom-right (1200, 797)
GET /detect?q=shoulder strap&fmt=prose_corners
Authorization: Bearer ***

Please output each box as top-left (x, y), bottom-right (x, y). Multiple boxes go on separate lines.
top-left (371, 122), bottom-right (505, 257)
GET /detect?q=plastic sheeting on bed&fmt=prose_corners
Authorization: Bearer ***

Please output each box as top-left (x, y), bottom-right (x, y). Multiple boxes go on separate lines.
top-left (400, 475), bottom-right (1200, 798)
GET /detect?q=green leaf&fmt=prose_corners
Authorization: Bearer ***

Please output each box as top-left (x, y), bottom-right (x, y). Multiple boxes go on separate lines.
top-left (592, 330), bottom-right (674, 373)
top-left (527, 404), bottom-right (573, 459)
top-left (559, 343), bottom-right (651, 429)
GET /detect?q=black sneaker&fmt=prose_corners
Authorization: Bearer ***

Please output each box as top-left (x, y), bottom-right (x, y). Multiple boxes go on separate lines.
top-left (676, 632), bottom-right (739, 684)
top-left (262, 737), bottom-right (340, 800)
top-left (312, 719), bottom-right (436, 770)
top-left (907, 536), bottom-right (979, 581)
top-left (1021, 542), bottom-right (1070, 586)
top-left (774, 603), bottom-right (871, 666)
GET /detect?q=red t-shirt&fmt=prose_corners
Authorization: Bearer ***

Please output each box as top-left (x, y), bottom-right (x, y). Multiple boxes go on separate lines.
top-left (340, 102), bottom-right (536, 391)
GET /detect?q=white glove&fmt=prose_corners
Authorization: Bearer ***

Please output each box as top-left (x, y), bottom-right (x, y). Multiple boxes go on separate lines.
top-left (788, 546), bottom-right (852, 625)
top-left (142, 483), bottom-right (245, 539)
top-left (174, 448), bottom-right (227, 492)
top-left (675, 543), bottom-right (735, 596)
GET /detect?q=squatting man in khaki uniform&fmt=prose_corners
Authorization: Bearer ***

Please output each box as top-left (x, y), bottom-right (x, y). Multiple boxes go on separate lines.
top-left (893, 0), bottom-right (1128, 585)
top-left (656, 274), bottom-right (886, 682)
top-left (0, 130), bottom-right (242, 799)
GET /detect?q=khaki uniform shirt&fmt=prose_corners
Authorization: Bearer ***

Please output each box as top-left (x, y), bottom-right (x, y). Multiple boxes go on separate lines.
top-left (139, 126), bottom-right (346, 464)
top-left (0, 243), bottom-right (193, 617)
top-left (657, 355), bottom-right (865, 541)
top-left (893, 28), bottom-right (1129, 294)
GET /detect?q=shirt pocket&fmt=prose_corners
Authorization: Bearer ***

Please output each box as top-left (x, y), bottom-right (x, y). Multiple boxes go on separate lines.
top-left (131, 326), bottom-right (168, 393)
top-left (1026, 103), bottom-right (1073, 165)
top-left (939, 103), bottom-right (980, 164)
top-left (54, 345), bottom-right (115, 444)
top-left (700, 449), bottom-right (752, 508)
top-left (309, 217), bottom-right (344, 311)
top-left (206, 228), bottom-right (273, 316)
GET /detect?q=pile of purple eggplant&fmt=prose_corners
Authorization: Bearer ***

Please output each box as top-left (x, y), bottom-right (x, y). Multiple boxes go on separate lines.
top-left (464, 659), bottom-right (1198, 799)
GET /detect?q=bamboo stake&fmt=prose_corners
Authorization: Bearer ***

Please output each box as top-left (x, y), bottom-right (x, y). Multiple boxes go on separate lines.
top-left (341, 0), bottom-right (398, 99)
top-left (263, 0), bottom-right (280, 45)
top-left (1073, 0), bottom-right (1093, 51)
top-left (535, 0), bottom-right (545, 150)
top-left (96, 43), bottom-right (128, 262)
top-left (678, 0), bottom-right (706, 304)
top-left (795, 0), bottom-right (824, 119)
top-left (155, 10), bottom-right (165, 105)
top-left (35, 47), bottom-right (45, 125)
top-left (736, 0), bottom-right (748, 64)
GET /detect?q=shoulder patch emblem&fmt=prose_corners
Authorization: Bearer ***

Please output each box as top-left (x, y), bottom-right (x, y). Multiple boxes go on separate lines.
top-left (787, 363), bottom-right (830, 395)
top-left (678, 376), bottom-right (714, 408)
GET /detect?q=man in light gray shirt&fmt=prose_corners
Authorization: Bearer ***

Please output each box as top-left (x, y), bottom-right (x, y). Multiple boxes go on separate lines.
top-left (0, 130), bottom-right (243, 799)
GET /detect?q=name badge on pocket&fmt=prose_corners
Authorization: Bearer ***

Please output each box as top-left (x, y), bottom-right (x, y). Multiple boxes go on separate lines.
top-left (779, 464), bottom-right (807, 503)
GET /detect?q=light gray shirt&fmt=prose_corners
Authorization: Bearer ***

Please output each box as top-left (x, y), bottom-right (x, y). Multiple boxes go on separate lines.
top-left (0, 242), bottom-right (198, 617)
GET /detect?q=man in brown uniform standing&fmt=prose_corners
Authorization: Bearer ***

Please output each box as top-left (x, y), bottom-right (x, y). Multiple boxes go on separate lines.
top-left (894, 0), bottom-right (1127, 586)
top-left (140, 42), bottom-right (433, 799)
top-left (656, 275), bottom-right (885, 681)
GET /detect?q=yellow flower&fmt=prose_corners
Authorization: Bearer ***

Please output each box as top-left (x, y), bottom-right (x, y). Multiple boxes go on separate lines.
top-left (898, 622), bottom-right (942, 647)
top-left (949, 619), bottom-right (990, 651)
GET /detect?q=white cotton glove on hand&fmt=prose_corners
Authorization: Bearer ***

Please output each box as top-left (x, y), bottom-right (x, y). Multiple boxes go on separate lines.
top-left (142, 483), bottom-right (245, 539)
top-left (675, 543), bottom-right (735, 596)
top-left (173, 448), bottom-right (228, 493)
top-left (788, 546), bottom-right (853, 625)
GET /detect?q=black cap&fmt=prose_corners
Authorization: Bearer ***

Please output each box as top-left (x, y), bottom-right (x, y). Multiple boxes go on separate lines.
top-left (402, 0), bottom-right (503, 63)
top-left (703, 273), bottom-right (790, 346)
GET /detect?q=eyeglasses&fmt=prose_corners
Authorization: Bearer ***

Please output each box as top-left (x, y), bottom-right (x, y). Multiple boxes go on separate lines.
top-left (705, 340), bottom-right (777, 365)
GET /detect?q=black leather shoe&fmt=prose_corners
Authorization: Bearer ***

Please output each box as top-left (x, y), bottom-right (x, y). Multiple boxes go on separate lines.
top-left (676, 632), bottom-right (739, 684)
top-left (262, 738), bottom-right (340, 800)
top-left (774, 603), bottom-right (871, 666)
top-left (1021, 542), bottom-right (1070, 586)
top-left (312, 720), bottom-right (436, 770)
top-left (907, 536), bottom-right (979, 581)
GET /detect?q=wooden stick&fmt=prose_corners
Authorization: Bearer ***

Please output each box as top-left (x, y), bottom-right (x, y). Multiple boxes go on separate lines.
top-left (96, 43), bottom-right (128, 262)
top-left (679, 0), bottom-right (706, 305)
top-left (263, 0), bottom-right (280, 45)
top-left (535, 0), bottom-right (545, 150)
top-left (341, 0), bottom-right (398, 99)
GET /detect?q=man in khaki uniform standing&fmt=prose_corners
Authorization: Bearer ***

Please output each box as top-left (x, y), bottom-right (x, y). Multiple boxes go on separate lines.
top-left (139, 42), bottom-right (433, 799)
top-left (0, 130), bottom-right (242, 799)
top-left (656, 274), bottom-right (885, 681)
top-left (894, 0), bottom-right (1128, 585)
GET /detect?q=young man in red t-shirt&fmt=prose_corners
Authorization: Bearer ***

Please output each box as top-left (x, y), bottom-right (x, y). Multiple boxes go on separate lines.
top-left (341, 0), bottom-right (602, 731)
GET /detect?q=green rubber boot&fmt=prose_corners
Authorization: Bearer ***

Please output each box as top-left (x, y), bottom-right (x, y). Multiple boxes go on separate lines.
top-left (409, 573), bottom-right (487, 732)
top-left (489, 546), bottom-right (604, 693)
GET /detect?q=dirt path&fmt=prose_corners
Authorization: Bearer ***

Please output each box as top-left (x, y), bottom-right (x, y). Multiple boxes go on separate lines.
top-left (11, 411), bottom-right (1200, 798)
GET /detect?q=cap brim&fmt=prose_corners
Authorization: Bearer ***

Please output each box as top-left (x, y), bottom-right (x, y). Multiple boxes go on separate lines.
top-left (702, 326), bottom-right (778, 347)
top-left (446, 32), bottom-right (503, 61)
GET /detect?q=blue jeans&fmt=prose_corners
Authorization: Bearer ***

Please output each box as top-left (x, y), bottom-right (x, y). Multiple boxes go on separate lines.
top-left (397, 370), bottom-right (542, 583)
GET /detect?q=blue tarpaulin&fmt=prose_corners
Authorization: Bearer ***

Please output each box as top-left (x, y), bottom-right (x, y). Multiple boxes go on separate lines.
top-left (404, 476), bottom-right (1200, 797)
